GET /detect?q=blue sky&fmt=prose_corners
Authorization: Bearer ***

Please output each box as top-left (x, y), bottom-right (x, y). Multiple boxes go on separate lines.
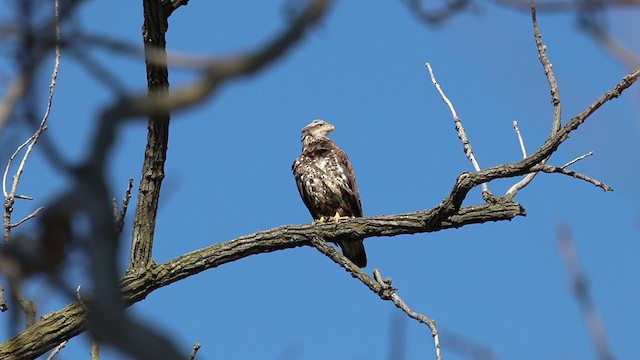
top-left (1, 1), bottom-right (639, 359)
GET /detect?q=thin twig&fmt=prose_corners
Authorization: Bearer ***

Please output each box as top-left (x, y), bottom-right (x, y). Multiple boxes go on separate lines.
top-left (506, 0), bottom-right (563, 198)
top-left (115, 179), bottom-right (134, 235)
top-left (374, 269), bottom-right (442, 360)
top-left (45, 341), bottom-right (67, 360)
top-left (513, 120), bottom-right (527, 158)
top-left (426, 62), bottom-right (490, 197)
top-left (0, 286), bottom-right (7, 312)
top-left (10, 206), bottom-right (44, 228)
top-left (188, 343), bottom-right (202, 360)
top-left (557, 225), bottom-right (615, 360)
top-left (76, 285), bottom-right (87, 311)
top-left (3, 134), bottom-right (37, 198)
top-left (533, 164), bottom-right (613, 191)
top-left (562, 151), bottom-right (594, 169)
top-left (308, 236), bottom-right (442, 360)
top-left (3, 0), bottom-right (61, 244)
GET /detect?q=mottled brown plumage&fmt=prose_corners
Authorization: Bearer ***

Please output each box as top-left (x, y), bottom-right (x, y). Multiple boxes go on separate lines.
top-left (292, 120), bottom-right (367, 267)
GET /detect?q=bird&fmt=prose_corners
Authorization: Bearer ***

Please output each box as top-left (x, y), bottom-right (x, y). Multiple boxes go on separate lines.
top-left (292, 119), bottom-right (367, 267)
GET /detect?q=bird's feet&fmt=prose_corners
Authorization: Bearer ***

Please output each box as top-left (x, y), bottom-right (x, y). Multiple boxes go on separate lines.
top-left (329, 211), bottom-right (350, 223)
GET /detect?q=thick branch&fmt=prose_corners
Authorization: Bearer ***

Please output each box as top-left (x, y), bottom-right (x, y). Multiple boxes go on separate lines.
top-left (129, 0), bottom-right (171, 272)
top-left (0, 202), bottom-right (524, 359)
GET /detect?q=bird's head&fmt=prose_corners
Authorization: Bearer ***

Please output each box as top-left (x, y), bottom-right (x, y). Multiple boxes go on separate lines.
top-left (301, 119), bottom-right (335, 146)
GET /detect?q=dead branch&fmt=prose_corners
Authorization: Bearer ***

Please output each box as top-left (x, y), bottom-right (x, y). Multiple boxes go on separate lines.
top-left (427, 62), bottom-right (492, 198)
top-left (0, 201), bottom-right (524, 359)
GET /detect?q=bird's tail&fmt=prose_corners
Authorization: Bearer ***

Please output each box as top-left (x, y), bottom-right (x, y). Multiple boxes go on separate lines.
top-left (339, 238), bottom-right (367, 268)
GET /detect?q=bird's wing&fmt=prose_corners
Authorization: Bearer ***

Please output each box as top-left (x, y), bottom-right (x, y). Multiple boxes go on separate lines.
top-left (333, 147), bottom-right (363, 217)
top-left (292, 156), bottom-right (319, 220)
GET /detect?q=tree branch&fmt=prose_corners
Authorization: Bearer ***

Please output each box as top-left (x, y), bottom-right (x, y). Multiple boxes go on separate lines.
top-left (0, 201), bottom-right (524, 359)
top-left (129, 0), bottom-right (172, 273)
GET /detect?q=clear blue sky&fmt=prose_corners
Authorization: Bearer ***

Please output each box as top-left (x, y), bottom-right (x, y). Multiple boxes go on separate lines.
top-left (2, 1), bottom-right (639, 359)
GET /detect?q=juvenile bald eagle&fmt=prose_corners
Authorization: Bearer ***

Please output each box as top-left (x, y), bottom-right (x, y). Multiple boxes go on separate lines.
top-left (292, 120), bottom-right (367, 268)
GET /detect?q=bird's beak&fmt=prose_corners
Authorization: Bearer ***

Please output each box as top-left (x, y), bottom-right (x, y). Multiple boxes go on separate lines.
top-left (326, 124), bottom-right (336, 132)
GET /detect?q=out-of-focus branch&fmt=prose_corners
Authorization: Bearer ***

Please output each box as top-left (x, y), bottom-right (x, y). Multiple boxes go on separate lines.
top-left (90, 338), bottom-right (100, 360)
top-left (403, 0), bottom-right (470, 25)
top-left (489, 0), bottom-right (640, 69)
top-left (441, 329), bottom-right (504, 360)
top-left (557, 225), bottom-right (615, 360)
top-left (0, 201), bottom-right (525, 359)
top-left (52, 1), bottom-right (334, 359)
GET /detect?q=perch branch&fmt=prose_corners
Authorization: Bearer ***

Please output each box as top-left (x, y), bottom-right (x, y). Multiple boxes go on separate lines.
top-left (4, 63), bottom-right (635, 359)
top-left (0, 201), bottom-right (525, 359)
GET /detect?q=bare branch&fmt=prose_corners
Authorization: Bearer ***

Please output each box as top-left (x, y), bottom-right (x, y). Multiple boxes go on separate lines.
top-left (557, 225), bottom-right (615, 360)
top-left (0, 201), bottom-right (525, 359)
top-left (561, 151), bottom-right (594, 169)
top-left (506, 0), bottom-right (562, 197)
top-left (45, 341), bottom-right (67, 360)
top-left (116, 179), bottom-right (134, 235)
top-left (162, 0), bottom-right (190, 18)
top-left (11, 289), bottom-right (37, 327)
top-left (533, 164), bottom-right (613, 191)
top-left (426, 62), bottom-right (491, 197)
top-left (188, 343), bottom-right (202, 360)
top-left (3, 0), bottom-right (61, 243)
top-left (3, 133), bottom-right (38, 199)
top-left (513, 120), bottom-right (527, 158)
top-left (373, 269), bottom-right (442, 360)
top-left (128, 0), bottom-right (173, 272)
top-left (307, 233), bottom-right (443, 360)
top-left (0, 286), bottom-right (7, 312)
top-left (9, 206), bottom-right (44, 229)
top-left (91, 338), bottom-right (100, 360)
